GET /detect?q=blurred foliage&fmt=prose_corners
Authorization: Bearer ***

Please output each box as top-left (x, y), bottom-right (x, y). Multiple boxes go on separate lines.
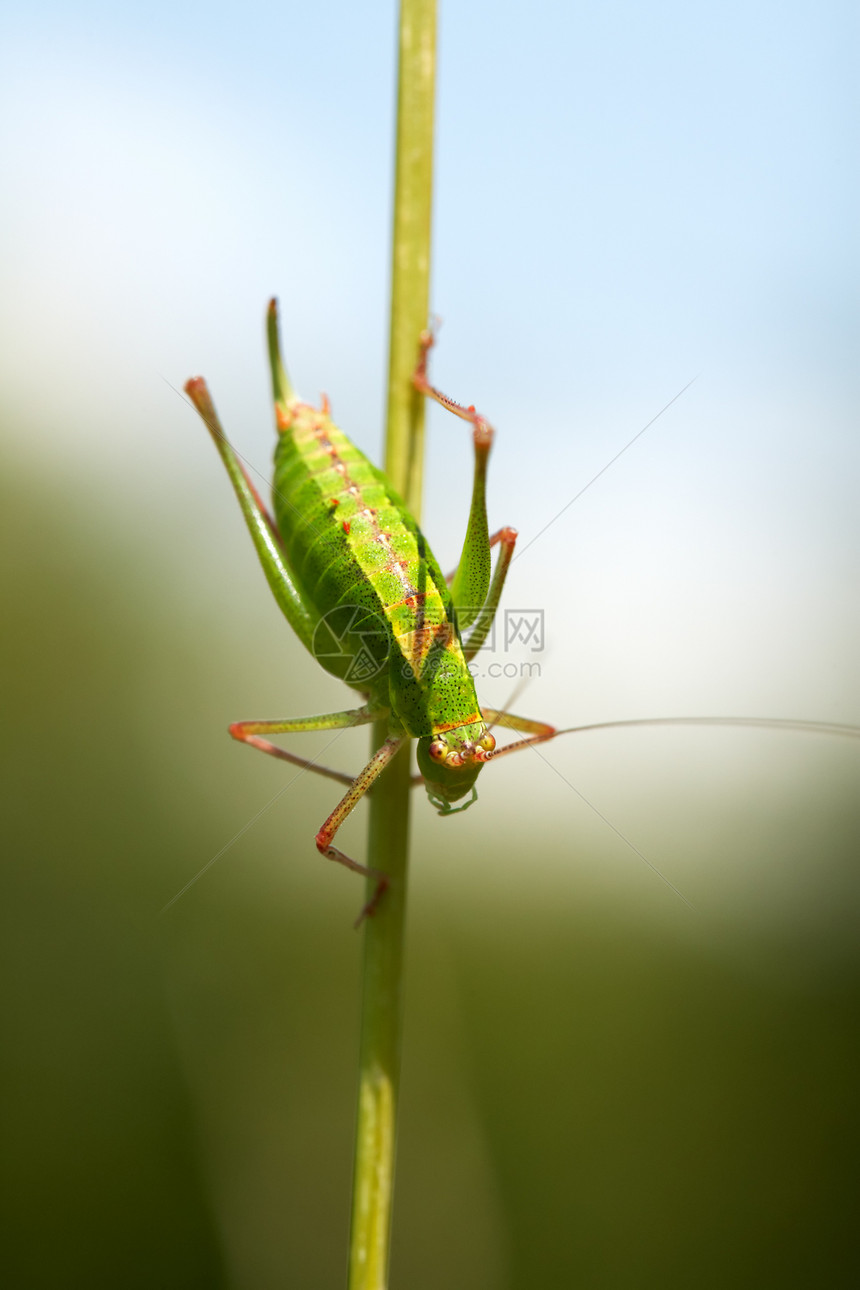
top-left (2, 458), bottom-right (858, 1288)
top-left (1, 464), bottom-right (228, 1285)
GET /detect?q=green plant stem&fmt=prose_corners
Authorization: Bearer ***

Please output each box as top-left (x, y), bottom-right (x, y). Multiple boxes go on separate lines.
top-left (348, 2), bottom-right (436, 1287)
top-left (383, 0), bottom-right (436, 515)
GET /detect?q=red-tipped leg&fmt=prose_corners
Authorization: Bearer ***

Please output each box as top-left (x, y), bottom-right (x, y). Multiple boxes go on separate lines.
top-left (228, 705), bottom-right (378, 787)
top-left (413, 331), bottom-right (497, 625)
top-left (227, 705), bottom-right (398, 922)
top-left (314, 735), bottom-right (405, 924)
top-left (480, 709), bottom-right (558, 759)
top-left (412, 330), bottom-right (495, 450)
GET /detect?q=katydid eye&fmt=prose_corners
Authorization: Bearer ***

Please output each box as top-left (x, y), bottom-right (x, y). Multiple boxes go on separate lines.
top-left (428, 738), bottom-right (447, 762)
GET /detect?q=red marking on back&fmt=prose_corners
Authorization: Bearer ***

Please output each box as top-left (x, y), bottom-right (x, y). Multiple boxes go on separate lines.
top-left (342, 520), bottom-right (351, 534)
top-left (399, 621), bottom-right (456, 659)
top-left (389, 592), bottom-right (428, 611)
top-left (276, 406), bottom-right (292, 432)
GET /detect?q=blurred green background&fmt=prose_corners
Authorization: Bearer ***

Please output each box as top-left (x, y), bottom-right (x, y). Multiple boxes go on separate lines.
top-left (2, 1), bottom-right (859, 1286)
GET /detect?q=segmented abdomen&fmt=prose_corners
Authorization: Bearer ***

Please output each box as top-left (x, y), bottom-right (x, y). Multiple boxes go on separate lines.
top-left (271, 399), bottom-right (482, 737)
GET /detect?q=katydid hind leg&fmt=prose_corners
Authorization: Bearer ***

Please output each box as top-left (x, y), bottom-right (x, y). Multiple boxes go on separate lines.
top-left (412, 330), bottom-right (494, 631)
top-left (462, 526), bottom-right (518, 660)
top-left (184, 377), bottom-right (317, 653)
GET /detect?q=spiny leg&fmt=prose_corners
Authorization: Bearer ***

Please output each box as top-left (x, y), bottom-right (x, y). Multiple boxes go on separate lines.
top-left (229, 703), bottom-right (381, 786)
top-left (413, 329), bottom-right (494, 630)
top-left (462, 526), bottom-right (518, 660)
top-left (412, 333), bottom-right (520, 656)
top-left (440, 524), bottom-right (517, 634)
top-left (316, 736), bottom-right (406, 924)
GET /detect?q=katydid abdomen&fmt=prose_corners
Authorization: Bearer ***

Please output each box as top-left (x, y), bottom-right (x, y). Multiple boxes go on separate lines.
top-left (185, 301), bottom-right (506, 920)
top-left (271, 394), bottom-right (483, 743)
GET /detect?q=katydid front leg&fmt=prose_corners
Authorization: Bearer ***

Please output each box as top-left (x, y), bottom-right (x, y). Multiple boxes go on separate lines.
top-left (480, 709), bottom-right (558, 759)
top-left (409, 706), bottom-right (556, 789)
top-left (315, 736), bottom-right (405, 924)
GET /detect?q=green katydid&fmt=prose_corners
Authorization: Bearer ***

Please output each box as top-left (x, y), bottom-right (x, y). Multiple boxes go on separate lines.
top-left (186, 300), bottom-right (860, 918)
top-left (185, 299), bottom-right (555, 917)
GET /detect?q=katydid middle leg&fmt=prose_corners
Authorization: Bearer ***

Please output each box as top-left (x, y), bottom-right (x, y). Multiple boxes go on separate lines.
top-left (231, 701), bottom-right (402, 920)
top-left (229, 703), bottom-right (381, 786)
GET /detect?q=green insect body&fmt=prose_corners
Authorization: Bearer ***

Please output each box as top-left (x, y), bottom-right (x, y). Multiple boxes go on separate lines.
top-left (186, 299), bottom-right (543, 916)
top-left (270, 387), bottom-right (489, 779)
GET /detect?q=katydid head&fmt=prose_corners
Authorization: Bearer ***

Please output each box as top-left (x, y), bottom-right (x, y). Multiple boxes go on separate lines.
top-left (417, 721), bottom-right (495, 815)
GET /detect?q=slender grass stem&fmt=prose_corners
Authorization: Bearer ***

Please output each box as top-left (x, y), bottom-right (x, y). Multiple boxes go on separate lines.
top-left (347, 2), bottom-right (436, 1287)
